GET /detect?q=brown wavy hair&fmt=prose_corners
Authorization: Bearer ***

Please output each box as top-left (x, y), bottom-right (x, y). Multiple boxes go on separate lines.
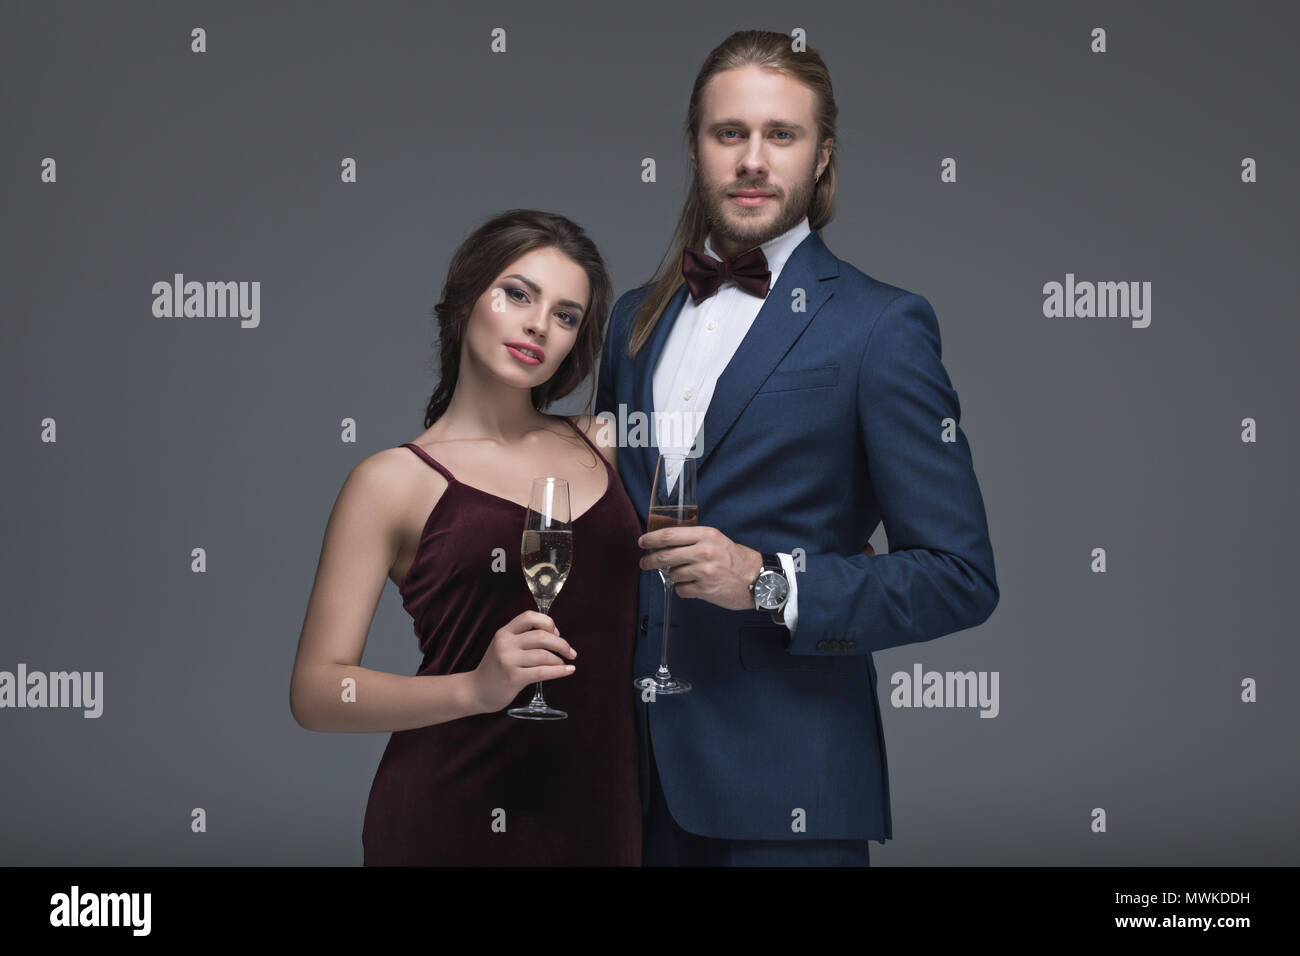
top-left (627, 30), bottom-right (839, 358)
top-left (423, 209), bottom-right (612, 428)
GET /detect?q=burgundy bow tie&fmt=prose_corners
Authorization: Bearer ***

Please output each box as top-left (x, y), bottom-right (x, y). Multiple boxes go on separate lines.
top-left (681, 246), bottom-right (772, 304)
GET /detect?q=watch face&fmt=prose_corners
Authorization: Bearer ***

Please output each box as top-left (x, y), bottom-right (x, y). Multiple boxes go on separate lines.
top-left (754, 570), bottom-right (789, 609)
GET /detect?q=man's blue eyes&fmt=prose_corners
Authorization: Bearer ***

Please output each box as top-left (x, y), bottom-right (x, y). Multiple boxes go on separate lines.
top-left (505, 287), bottom-right (577, 325)
top-left (721, 130), bottom-right (793, 140)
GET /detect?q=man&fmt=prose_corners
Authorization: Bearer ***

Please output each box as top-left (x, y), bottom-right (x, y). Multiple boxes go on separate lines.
top-left (594, 30), bottom-right (998, 866)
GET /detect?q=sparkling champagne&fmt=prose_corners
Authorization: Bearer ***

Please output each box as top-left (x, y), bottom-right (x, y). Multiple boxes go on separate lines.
top-left (521, 529), bottom-right (572, 611)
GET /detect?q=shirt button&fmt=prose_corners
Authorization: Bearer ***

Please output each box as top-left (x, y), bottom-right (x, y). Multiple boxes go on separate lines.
top-left (683, 390), bottom-right (692, 400)
top-left (706, 320), bottom-right (716, 331)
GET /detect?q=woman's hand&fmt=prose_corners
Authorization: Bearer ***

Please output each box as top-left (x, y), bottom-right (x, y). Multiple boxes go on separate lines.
top-left (469, 610), bottom-right (577, 713)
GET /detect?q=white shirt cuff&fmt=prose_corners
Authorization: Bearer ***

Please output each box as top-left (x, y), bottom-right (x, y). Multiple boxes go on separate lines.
top-left (775, 552), bottom-right (798, 634)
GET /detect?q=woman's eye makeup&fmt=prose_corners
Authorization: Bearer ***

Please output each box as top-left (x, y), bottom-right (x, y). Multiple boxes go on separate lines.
top-left (503, 286), bottom-right (578, 326)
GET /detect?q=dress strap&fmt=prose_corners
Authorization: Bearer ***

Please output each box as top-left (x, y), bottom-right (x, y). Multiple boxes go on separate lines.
top-left (400, 442), bottom-right (456, 483)
top-left (562, 416), bottom-right (612, 470)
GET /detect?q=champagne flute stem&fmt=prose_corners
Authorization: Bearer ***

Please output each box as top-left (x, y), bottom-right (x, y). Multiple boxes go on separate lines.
top-left (658, 578), bottom-right (673, 679)
top-left (533, 598), bottom-right (552, 707)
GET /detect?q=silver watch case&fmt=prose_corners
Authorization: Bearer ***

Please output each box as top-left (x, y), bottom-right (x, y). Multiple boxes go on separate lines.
top-left (752, 566), bottom-right (789, 611)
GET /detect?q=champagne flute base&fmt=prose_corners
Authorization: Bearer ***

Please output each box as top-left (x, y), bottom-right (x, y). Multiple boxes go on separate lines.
top-left (507, 701), bottom-right (568, 720)
top-left (634, 675), bottom-right (692, 696)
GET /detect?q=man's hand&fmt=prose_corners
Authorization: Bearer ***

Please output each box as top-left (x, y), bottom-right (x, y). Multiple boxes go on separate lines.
top-left (635, 532), bottom-right (877, 612)
top-left (638, 526), bottom-right (763, 611)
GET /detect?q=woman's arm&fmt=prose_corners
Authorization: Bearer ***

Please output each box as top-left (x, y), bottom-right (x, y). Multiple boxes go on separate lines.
top-left (289, 451), bottom-right (482, 733)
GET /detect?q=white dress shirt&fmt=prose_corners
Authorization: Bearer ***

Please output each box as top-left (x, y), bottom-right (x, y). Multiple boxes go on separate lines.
top-left (651, 217), bottom-right (811, 633)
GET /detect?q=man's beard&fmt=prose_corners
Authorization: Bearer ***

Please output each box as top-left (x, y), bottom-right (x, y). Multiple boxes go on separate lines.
top-left (697, 161), bottom-right (817, 250)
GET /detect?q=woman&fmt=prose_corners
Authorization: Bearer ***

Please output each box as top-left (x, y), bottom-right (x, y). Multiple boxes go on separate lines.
top-left (289, 210), bottom-right (642, 865)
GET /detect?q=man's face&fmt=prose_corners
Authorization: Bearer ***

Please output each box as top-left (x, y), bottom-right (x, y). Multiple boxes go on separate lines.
top-left (690, 64), bottom-right (832, 258)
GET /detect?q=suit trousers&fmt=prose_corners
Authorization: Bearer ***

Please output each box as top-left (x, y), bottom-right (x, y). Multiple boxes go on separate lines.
top-left (642, 730), bottom-right (872, 867)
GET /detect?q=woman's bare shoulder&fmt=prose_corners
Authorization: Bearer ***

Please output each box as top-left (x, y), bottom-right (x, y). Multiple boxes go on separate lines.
top-left (346, 444), bottom-right (449, 520)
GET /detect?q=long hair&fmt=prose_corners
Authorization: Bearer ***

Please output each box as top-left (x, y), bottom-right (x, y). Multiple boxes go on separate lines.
top-left (627, 30), bottom-right (839, 358)
top-left (423, 209), bottom-right (612, 428)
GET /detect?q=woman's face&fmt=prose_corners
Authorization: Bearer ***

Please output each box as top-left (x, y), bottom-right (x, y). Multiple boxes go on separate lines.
top-left (463, 246), bottom-right (590, 394)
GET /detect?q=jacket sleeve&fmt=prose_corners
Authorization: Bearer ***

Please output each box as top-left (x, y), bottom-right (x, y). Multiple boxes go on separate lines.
top-left (786, 292), bottom-right (999, 657)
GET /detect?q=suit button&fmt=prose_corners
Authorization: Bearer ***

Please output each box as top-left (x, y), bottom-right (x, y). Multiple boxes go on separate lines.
top-left (816, 640), bottom-right (829, 652)
top-left (640, 614), bottom-right (648, 634)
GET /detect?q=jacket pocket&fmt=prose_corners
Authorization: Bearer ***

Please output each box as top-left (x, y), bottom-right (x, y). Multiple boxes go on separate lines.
top-left (755, 363), bottom-right (839, 393)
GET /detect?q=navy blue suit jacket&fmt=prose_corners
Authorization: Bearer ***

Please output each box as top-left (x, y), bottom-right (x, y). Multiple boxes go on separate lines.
top-left (594, 229), bottom-right (998, 841)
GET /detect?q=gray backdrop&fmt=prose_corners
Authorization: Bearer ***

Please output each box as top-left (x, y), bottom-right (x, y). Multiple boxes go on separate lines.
top-left (2, 0), bottom-right (1295, 865)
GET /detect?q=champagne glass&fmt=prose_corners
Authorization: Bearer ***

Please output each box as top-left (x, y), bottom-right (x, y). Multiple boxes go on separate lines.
top-left (509, 477), bottom-right (572, 720)
top-left (635, 453), bottom-right (697, 695)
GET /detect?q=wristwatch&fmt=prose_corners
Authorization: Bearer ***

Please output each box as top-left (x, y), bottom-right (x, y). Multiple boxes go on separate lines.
top-left (750, 552), bottom-right (790, 614)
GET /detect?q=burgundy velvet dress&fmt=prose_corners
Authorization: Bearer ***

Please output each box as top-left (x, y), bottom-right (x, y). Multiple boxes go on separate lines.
top-left (362, 417), bottom-right (643, 866)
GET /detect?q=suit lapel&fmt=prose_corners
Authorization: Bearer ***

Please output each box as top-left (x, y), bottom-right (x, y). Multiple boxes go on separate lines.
top-left (634, 282), bottom-right (689, 430)
top-left (629, 230), bottom-right (840, 479)
top-left (692, 230), bottom-right (839, 476)
top-left (627, 282), bottom-right (689, 487)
